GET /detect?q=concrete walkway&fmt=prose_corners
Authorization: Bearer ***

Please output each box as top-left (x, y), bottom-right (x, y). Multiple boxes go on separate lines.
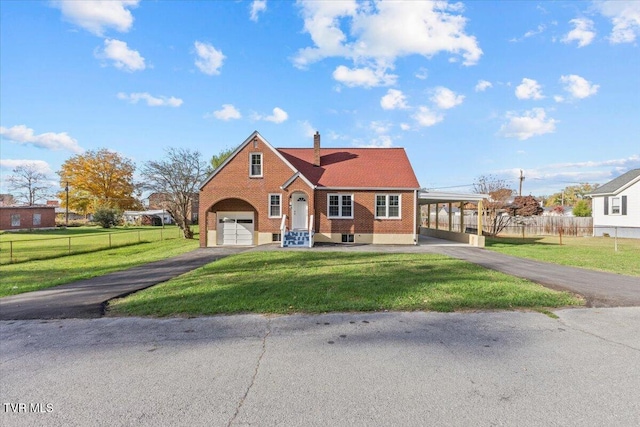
top-left (1, 237), bottom-right (638, 320)
top-left (0, 248), bottom-right (241, 320)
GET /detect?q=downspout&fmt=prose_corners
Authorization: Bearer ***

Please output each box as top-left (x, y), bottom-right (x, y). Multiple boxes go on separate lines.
top-left (413, 190), bottom-right (417, 245)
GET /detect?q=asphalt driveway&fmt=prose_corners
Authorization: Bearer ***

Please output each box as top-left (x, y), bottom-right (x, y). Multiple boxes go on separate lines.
top-left (0, 248), bottom-right (243, 320)
top-left (1, 237), bottom-right (639, 320)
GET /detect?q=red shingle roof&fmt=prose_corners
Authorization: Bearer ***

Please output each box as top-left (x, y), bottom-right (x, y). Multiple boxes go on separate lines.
top-left (278, 148), bottom-right (420, 189)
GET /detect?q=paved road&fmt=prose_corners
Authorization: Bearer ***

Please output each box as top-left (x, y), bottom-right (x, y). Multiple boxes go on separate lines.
top-left (1, 309), bottom-right (639, 426)
top-left (0, 248), bottom-right (241, 320)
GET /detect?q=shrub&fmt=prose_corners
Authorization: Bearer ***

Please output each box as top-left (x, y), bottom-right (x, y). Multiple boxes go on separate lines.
top-left (573, 200), bottom-right (592, 217)
top-left (92, 207), bottom-right (122, 228)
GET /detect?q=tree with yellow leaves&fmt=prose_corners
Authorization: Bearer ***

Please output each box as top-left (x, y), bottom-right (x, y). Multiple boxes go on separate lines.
top-left (57, 149), bottom-right (141, 215)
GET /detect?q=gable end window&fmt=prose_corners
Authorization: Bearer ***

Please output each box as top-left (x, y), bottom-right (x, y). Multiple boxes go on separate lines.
top-left (269, 194), bottom-right (282, 218)
top-left (250, 153), bottom-right (263, 177)
top-left (328, 194), bottom-right (353, 219)
top-left (375, 194), bottom-right (401, 219)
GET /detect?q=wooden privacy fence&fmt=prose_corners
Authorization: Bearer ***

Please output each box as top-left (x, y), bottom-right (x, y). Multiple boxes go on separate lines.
top-left (423, 215), bottom-right (594, 237)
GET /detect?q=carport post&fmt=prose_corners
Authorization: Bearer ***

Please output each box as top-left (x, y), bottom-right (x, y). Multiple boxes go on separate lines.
top-left (435, 204), bottom-right (439, 230)
top-left (477, 200), bottom-right (483, 236)
top-left (448, 202), bottom-right (453, 231)
top-left (460, 202), bottom-right (464, 233)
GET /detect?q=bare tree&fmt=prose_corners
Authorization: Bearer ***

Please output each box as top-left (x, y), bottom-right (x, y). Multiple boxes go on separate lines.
top-left (473, 175), bottom-right (514, 236)
top-left (141, 148), bottom-right (208, 239)
top-left (7, 164), bottom-right (51, 206)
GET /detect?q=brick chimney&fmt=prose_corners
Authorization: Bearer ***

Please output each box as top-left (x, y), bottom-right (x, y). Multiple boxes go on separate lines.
top-left (313, 131), bottom-right (321, 167)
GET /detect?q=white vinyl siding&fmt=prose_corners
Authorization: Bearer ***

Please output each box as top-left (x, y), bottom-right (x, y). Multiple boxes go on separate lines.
top-left (328, 194), bottom-right (353, 219)
top-left (249, 153), bottom-right (263, 177)
top-left (268, 194), bottom-right (282, 218)
top-left (375, 194), bottom-right (401, 219)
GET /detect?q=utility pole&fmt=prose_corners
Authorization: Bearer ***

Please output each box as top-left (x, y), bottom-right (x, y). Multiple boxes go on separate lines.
top-left (518, 170), bottom-right (525, 196)
top-left (65, 182), bottom-right (69, 228)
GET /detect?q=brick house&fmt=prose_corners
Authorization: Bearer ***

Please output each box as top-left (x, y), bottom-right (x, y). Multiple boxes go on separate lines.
top-left (199, 131), bottom-right (420, 247)
top-left (0, 206), bottom-right (56, 231)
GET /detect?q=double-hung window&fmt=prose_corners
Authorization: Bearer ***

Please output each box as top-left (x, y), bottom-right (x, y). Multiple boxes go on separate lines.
top-left (375, 194), bottom-right (401, 219)
top-left (269, 194), bottom-right (282, 218)
top-left (611, 197), bottom-right (621, 215)
top-left (250, 153), bottom-right (263, 177)
top-left (328, 194), bottom-right (353, 219)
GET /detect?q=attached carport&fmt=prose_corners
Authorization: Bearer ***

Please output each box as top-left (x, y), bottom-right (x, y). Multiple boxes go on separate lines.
top-left (418, 190), bottom-right (488, 247)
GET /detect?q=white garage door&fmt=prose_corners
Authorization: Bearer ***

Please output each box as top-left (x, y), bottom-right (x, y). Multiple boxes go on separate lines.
top-left (217, 212), bottom-right (254, 246)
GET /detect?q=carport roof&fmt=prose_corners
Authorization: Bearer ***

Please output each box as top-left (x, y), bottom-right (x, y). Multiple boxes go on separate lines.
top-left (418, 190), bottom-right (488, 205)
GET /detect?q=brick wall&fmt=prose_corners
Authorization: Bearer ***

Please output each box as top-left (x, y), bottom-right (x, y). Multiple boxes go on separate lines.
top-left (0, 206), bottom-right (56, 230)
top-left (199, 136), bottom-right (314, 247)
top-left (315, 190), bottom-right (415, 234)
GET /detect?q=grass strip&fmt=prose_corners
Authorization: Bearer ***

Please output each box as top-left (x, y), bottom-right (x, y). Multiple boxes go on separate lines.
top-left (0, 238), bottom-right (198, 297)
top-left (485, 236), bottom-right (640, 276)
top-left (108, 251), bottom-right (583, 316)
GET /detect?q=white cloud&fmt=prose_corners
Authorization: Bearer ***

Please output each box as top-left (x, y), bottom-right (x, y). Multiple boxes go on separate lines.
top-left (499, 108), bottom-right (557, 140)
top-left (595, 0), bottom-right (640, 44)
top-left (475, 80), bottom-right (492, 92)
top-left (52, 0), bottom-right (139, 36)
top-left (560, 74), bottom-right (599, 99)
top-left (400, 123), bottom-right (411, 131)
top-left (515, 78), bottom-right (544, 100)
top-left (370, 121), bottom-right (391, 134)
top-left (194, 41), bottom-right (225, 75)
top-left (0, 159), bottom-right (53, 175)
top-left (412, 106), bottom-right (444, 127)
top-left (300, 120), bottom-right (316, 138)
top-left (380, 89), bottom-right (408, 110)
top-left (294, 1), bottom-right (482, 85)
top-left (117, 92), bottom-right (183, 107)
top-left (250, 0), bottom-right (267, 22)
top-left (356, 134), bottom-right (394, 148)
top-left (0, 125), bottom-right (84, 153)
top-left (415, 67), bottom-right (428, 80)
top-left (254, 107), bottom-right (288, 124)
top-left (562, 18), bottom-right (596, 47)
top-left (209, 104), bottom-right (241, 121)
top-left (431, 87), bottom-right (464, 109)
top-left (97, 39), bottom-right (145, 72)
top-left (332, 65), bottom-right (396, 88)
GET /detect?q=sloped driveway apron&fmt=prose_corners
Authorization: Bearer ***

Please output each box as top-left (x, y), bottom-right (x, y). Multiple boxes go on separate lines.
top-left (0, 248), bottom-right (244, 320)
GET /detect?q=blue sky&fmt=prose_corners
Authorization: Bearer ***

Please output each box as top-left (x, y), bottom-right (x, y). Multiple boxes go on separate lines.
top-left (1, 0), bottom-right (639, 199)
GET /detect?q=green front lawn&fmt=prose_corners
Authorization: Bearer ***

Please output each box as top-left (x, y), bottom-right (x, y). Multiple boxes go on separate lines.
top-left (0, 238), bottom-right (199, 297)
top-left (108, 251), bottom-right (583, 316)
top-left (486, 236), bottom-right (640, 276)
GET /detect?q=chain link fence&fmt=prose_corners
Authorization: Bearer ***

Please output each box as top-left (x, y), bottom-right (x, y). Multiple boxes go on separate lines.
top-left (0, 227), bottom-right (184, 265)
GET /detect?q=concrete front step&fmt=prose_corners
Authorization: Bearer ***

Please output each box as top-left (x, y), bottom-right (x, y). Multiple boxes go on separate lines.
top-left (283, 230), bottom-right (311, 248)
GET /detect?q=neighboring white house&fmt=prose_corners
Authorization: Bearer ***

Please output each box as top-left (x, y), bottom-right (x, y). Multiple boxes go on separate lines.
top-left (123, 210), bottom-right (173, 226)
top-left (589, 168), bottom-right (640, 238)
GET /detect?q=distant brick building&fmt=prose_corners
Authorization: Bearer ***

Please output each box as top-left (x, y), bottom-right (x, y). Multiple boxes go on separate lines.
top-left (0, 206), bottom-right (56, 231)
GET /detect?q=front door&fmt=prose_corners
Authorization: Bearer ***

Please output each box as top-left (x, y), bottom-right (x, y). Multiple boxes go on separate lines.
top-left (292, 194), bottom-right (308, 230)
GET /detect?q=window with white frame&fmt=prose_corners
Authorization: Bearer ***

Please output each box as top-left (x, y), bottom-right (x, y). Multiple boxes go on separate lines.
top-left (269, 194), bottom-right (282, 218)
top-left (33, 213), bottom-right (42, 226)
top-left (611, 197), bottom-right (621, 214)
top-left (328, 194), bottom-right (353, 219)
top-left (11, 214), bottom-right (20, 227)
top-left (250, 153), bottom-right (263, 177)
top-left (375, 194), bottom-right (401, 219)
